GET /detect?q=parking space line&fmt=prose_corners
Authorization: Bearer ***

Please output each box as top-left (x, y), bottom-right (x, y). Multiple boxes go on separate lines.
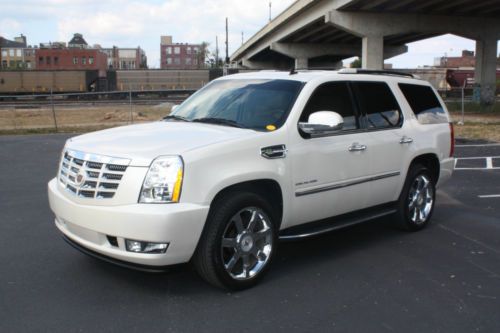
top-left (454, 156), bottom-right (500, 170)
top-left (486, 157), bottom-right (493, 169)
top-left (478, 194), bottom-right (500, 198)
top-left (455, 143), bottom-right (500, 147)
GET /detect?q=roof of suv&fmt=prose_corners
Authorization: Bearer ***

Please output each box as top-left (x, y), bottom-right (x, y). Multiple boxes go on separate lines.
top-left (222, 69), bottom-right (426, 85)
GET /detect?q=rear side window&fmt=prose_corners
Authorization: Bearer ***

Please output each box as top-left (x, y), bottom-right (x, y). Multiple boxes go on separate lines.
top-left (352, 82), bottom-right (403, 129)
top-left (399, 83), bottom-right (448, 124)
top-left (300, 81), bottom-right (358, 131)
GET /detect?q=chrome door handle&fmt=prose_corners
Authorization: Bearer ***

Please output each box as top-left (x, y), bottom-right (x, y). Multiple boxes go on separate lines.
top-left (400, 136), bottom-right (413, 144)
top-left (348, 143), bottom-right (367, 152)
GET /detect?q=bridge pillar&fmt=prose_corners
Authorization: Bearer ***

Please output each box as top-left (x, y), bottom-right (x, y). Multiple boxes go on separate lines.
top-left (362, 35), bottom-right (384, 70)
top-left (295, 58), bottom-right (309, 70)
top-left (474, 36), bottom-right (498, 106)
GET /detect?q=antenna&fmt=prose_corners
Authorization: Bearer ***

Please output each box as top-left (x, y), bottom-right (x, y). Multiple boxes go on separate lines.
top-left (225, 17), bottom-right (229, 64)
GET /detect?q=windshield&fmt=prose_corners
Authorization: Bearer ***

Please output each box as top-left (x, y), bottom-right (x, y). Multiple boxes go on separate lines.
top-left (168, 79), bottom-right (304, 131)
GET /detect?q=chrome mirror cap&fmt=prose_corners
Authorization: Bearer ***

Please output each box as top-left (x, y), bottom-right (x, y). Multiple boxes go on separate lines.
top-left (298, 111), bottom-right (344, 135)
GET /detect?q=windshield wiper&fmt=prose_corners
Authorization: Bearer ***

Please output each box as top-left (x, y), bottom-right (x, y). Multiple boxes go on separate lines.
top-left (163, 114), bottom-right (190, 122)
top-left (192, 117), bottom-right (245, 128)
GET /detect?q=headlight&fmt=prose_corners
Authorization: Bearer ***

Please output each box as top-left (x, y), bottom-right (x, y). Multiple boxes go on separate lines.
top-left (139, 156), bottom-right (184, 203)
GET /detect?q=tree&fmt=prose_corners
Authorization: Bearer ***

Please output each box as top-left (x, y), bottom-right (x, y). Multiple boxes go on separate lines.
top-left (350, 57), bottom-right (362, 68)
top-left (197, 42), bottom-right (210, 69)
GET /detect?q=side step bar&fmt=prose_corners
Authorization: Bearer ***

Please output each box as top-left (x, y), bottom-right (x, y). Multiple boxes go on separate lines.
top-left (279, 204), bottom-right (397, 241)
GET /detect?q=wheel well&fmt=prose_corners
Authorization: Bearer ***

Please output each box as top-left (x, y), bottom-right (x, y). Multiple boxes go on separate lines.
top-left (410, 154), bottom-right (440, 183)
top-left (210, 179), bottom-right (284, 228)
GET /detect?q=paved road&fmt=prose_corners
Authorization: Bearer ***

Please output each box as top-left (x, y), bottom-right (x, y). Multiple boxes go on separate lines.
top-left (1, 134), bottom-right (499, 332)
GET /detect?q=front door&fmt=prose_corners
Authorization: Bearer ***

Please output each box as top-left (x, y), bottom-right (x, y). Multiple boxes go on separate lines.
top-left (288, 81), bottom-right (372, 227)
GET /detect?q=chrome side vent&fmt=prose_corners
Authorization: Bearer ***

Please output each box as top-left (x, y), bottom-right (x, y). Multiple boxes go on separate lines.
top-left (261, 145), bottom-right (288, 159)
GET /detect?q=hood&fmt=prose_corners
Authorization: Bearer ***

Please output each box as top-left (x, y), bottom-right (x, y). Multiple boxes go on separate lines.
top-left (66, 121), bottom-right (256, 166)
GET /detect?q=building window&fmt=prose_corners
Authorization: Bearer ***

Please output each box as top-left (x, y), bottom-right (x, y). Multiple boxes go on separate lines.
top-left (174, 58), bottom-right (180, 65)
top-left (9, 49), bottom-right (14, 57)
top-left (193, 47), bottom-right (199, 54)
top-left (1, 50), bottom-right (7, 57)
top-left (16, 49), bottom-right (22, 57)
top-left (166, 47), bottom-right (172, 54)
top-left (166, 57), bottom-right (172, 64)
top-left (39, 57), bottom-right (44, 64)
top-left (174, 47), bottom-right (180, 54)
top-left (46, 56), bottom-right (51, 65)
top-left (89, 57), bottom-right (94, 64)
top-left (2, 60), bottom-right (7, 68)
top-left (82, 57), bottom-right (87, 65)
top-left (193, 58), bottom-right (198, 65)
top-left (185, 58), bottom-right (192, 65)
top-left (187, 47), bottom-right (191, 54)
top-left (26, 61), bottom-right (31, 69)
top-left (54, 57), bottom-right (59, 65)
top-left (73, 57), bottom-right (78, 65)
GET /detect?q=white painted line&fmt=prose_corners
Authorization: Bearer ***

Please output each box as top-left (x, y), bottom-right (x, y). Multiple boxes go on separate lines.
top-left (486, 157), bottom-right (493, 169)
top-left (456, 143), bottom-right (500, 147)
top-left (455, 167), bottom-right (500, 170)
top-left (478, 194), bottom-right (500, 198)
top-left (455, 155), bottom-right (500, 160)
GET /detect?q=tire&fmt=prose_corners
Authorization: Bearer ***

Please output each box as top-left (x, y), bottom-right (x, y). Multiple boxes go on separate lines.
top-left (192, 191), bottom-right (278, 290)
top-left (394, 164), bottom-right (436, 231)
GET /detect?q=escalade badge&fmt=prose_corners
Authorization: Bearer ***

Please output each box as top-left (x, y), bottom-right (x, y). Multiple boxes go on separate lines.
top-left (75, 172), bottom-right (85, 186)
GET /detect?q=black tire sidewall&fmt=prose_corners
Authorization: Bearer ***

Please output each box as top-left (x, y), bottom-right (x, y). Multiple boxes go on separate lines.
top-left (207, 192), bottom-right (278, 290)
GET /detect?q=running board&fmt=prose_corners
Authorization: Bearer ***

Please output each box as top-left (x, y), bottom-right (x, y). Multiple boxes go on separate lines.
top-left (279, 204), bottom-right (397, 241)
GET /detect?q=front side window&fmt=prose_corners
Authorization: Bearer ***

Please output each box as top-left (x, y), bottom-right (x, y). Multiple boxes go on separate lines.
top-left (352, 81), bottom-right (402, 129)
top-left (170, 79), bottom-right (304, 131)
top-left (300, 81), bottom-right (359, 131)
top-left (399, 83), bottom-right (448, 124)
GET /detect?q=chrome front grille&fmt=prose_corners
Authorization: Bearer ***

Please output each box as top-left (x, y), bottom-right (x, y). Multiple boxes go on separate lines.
top-left (59, 149), bottom-right (131, 199)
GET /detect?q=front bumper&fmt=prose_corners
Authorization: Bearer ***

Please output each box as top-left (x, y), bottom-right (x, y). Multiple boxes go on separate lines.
top-left (48, 178), bottom-right (210, 267)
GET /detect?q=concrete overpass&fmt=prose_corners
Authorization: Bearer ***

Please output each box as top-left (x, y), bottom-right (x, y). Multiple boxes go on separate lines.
top-left (230, 0), bottom-right (500, 105)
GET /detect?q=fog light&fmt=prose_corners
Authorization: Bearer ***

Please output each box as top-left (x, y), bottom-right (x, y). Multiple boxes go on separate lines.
top-left (125, 239), bottom-right (169, 254)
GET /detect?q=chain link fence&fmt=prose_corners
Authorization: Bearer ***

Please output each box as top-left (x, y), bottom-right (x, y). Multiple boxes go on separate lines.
top-left (0, 90), bottom-right (194, 133)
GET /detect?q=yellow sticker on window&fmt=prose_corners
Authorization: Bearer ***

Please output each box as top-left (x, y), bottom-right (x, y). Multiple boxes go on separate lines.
top-left (266, 125), bottom-right (276, 131)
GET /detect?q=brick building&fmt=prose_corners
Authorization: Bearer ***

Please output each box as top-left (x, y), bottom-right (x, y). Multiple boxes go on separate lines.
top-left (35, 48), bottom-right (108, 72)
top-left (160, 35), bottom-right (202, 69)
top-left (436, 50), bottom-right (500, 68)
top-left (101, 46), bottom-right (147, 69)
top-left (0, 34), bottom-right (36, 69)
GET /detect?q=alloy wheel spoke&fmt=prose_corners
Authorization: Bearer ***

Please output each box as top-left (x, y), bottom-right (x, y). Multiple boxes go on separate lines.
top-left (254, 228), bottom-right (271, 242)
top-left (242, 255), bottom-right (250, 278)
top-left (225, 252), bottom-right (240, 272)
top-left (247, 211), bottom-right (258, 232)
top-left (232, 214), bottom-right (244, 234)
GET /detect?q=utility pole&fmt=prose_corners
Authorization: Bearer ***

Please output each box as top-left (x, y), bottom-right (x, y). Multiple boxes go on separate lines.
top-left (241, 31), bottom-right (244, 45)
top-left (215, 35), bottom-right (219, 67)
top-left (269, 1), bottom-right (272, 22)
top-left (225, 17), bottom-right (229, 65)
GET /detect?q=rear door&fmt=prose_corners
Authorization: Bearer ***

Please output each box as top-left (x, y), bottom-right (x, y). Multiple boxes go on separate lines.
top-left (350, 81), bottom-right (413, 207)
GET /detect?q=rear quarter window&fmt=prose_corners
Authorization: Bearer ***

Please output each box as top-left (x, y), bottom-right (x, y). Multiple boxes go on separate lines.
top-left (398, 83), bottom-right (448, 124)
top-left (351, 81), bottom-right (403, 130)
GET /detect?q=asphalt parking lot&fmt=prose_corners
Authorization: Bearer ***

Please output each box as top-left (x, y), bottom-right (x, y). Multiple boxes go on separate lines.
top-left (1, 134), bottom-right (499, 332)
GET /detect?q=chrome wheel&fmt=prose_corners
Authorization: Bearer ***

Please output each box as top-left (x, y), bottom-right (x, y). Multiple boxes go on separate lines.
top-left (221, 207), bottom-right (273, 280)
top-left (408, 174), bottom-right (434, 225)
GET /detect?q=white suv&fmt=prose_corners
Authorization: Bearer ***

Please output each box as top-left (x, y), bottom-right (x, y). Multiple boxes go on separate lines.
top-left (48, 69), bottom-right (454, 289)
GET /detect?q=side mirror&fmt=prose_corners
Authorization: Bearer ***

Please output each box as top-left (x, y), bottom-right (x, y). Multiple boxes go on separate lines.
top-left (298, 111), bottom-right (344, 135)
top-left (171, 105), bottom-right (179, 112)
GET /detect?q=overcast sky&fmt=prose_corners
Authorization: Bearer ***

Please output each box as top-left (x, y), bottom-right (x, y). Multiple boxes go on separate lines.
top-left (1, 0), bottom-right (496, 69)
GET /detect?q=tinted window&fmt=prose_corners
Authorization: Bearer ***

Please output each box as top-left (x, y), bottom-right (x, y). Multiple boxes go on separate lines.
top-left (399, 83), bottom-right (448, 124)
top-left (352, 82), bottom-right (402, 129)
top-left (171, 79), bottom-right (303, 131)
top-left (300, 82), bottom-right (358, 131)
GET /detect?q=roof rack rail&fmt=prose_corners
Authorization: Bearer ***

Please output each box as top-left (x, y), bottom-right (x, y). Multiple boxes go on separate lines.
top-left (338, 68), bottom-right (415, 78)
